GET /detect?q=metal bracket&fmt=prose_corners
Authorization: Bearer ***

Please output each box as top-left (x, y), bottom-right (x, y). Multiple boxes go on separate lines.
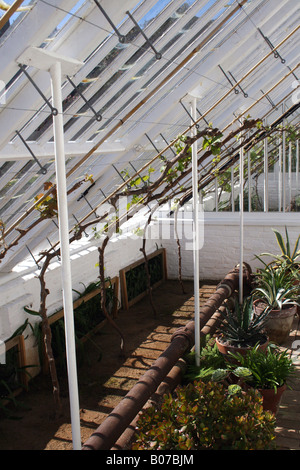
top-left (261, 89), bottom-right (277, 110)
top-left (196, 108), bottom-right (209, 126)
top-left (73, 213), bottom-right (89, 237)
top-left (179, 100), bottom-right (200, 128)
top-left (26, 244), bottom-right (41, 270)
top-left (257, 28), bottom-right (285, 64)
top-left (47, 237), bottom-right (61, 261)
top-left (112, 164), bottom-right (131, 189)
top-left (126, 10), bottom-right (162, 60)
top-left (93, 0), bottom-right (126, 43)
top-left (15, 130), bottom-right (47, 174)
top-left (67, 76), bottom-right (102, 121)
top-left (18, 64), bottom-right (58, 115)
top-left (77, 181), bottom-right (96, 201)
top-left (228, 71), bottom-right (248, 98)
top-left (218, 65), bottom-right (239, 94)
top-left (160, 133), bottom-right (176, 156)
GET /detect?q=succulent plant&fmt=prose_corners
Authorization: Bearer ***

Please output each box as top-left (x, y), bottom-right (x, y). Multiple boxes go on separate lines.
top-left (219, 295), bottom-right (270, 347)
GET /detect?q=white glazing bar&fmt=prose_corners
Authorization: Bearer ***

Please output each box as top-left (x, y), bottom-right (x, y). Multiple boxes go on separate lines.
top-left (283, 128), bottom-right (286, 212)
top-left (215, 177), bottom-right (218, 212)
top-left (50, 61), bottom-right (81, 450)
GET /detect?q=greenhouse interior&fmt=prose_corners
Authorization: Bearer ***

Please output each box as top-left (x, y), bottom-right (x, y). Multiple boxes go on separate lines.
top-left (0, 0), bottom-right (300, 452)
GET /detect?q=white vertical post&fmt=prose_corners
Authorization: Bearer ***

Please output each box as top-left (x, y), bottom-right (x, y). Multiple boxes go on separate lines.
top-left (296, 140), bottom-right (299, 191)
top-left (239, 125), bottom-right (244, 305)
top-left (191, 98), bottom-right (200, 367)
top-left (247, 143), bottom-right (251, 212)
top-left (50, 61), bottom-right (81, 450)
top-left (263, 123), bottom-right (269, 212)
top-left (278, 139), bottom-right (282, 211)
top-left (282, 107), bottom-right (286, 212)
top-left (231, 166), bottom-right (235, 212)
top-left (215, 177), bottom-right (218, 212)
top-left (288, 141), bottom-right (292, 210)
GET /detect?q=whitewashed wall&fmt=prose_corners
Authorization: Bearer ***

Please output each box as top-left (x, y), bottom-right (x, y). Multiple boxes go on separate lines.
top-left (153, 211), bottom-right (300, 281)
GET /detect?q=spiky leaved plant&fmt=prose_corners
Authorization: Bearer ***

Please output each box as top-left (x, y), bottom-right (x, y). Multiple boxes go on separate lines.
top-left (219, 295), bottom-right (270, 347)
top-left (253, 257), bottom-right (300, 310)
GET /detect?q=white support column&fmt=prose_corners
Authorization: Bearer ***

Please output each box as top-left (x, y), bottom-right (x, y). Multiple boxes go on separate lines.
top-left (278, 139), bottom-right (282, 212)
top-left (247, 143), bottom-right (251, 212)
top-left (288, 141), bottom-right (292, 210)
top-left (50, 61), bottom-right (81, 450)
top-left (191, 98), bottom-right (200, 367)
top-left (282, 108), bottom-right (286, 212)
top-left (239, 126), bottom-right (244, 305)
top-left (231, 166), bottom-right (235, 212)
top-left (263, 125), bottom-right (269, 212)
top-left (296, 140), bottom-right (299, 191)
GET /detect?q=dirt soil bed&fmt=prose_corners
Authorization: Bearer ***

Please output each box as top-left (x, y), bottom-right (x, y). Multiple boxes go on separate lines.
top-left (0, 280), bottom-right (218, 450)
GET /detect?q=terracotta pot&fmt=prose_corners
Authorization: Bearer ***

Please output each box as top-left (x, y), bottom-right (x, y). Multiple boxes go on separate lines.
top-left (254, 300), bottom-right (296, 345)
top-left (258, 384), bottom-right (287, 414)
top-left (215, 335), bottom-right (269, 363)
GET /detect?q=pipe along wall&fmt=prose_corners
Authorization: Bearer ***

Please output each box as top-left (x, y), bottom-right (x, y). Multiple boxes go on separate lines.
top-left (82, 264), bottom-right (252, 450)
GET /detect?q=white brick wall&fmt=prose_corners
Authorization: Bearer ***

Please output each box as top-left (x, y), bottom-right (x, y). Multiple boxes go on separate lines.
top-left (154, 211), bottom-right (300, 281)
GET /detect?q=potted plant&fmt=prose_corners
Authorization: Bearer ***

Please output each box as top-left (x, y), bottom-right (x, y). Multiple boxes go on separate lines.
top-left (215, 295), bottom-right (270, 360)
top-left (132, 379), bottom-right (276, 450)
top-left (231, 344), bottom-right (296, 414)
top-left (259, 227), bottom-right (300, 271)
top-left (252, 260), bottom-right (299, 344)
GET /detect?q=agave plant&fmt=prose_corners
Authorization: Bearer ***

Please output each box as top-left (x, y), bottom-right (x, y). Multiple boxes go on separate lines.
top-left (259, 227), bottom-right (300, 269)
top-left (219, 295), bottom-right (270, 347)
top-left (253, 257), bottom-right (300, 310)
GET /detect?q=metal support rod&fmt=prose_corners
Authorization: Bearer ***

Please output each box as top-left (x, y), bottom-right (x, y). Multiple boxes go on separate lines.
top-left (180, 100), bottom-right (200, 128)
top-left (50, 61), bottom-right (81, 450)
top-left (191, 97), bottom-right (200, 367)
top-left (25, 245), bottom-right (41, 270)
top-left (126, 10), bottom-right (162, 60)
top-left (160, 133), bottom-right (176, 156)
top-left (261, 89), bottom-right (277, 110)
top-left (257, 28), bottom-right (286, 63)
top-left (15, 130), bottom-right (47, 174)
top-left (73, 213), bottom-right (88, 237)
top-left (47, 237), bottom-right (61, 261)
top-left (228, 71), bottom-right (248, 98)
top-left (93, 0), bottom-right (125, 43)
top-left (66, 76), bottom-right (102, 121)
top-left (196, 107), bottom-right (209, 126)
top-left (218, 65), bottom-right (239, 94)
top-left (18, 64), bottom-right (58, 115)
